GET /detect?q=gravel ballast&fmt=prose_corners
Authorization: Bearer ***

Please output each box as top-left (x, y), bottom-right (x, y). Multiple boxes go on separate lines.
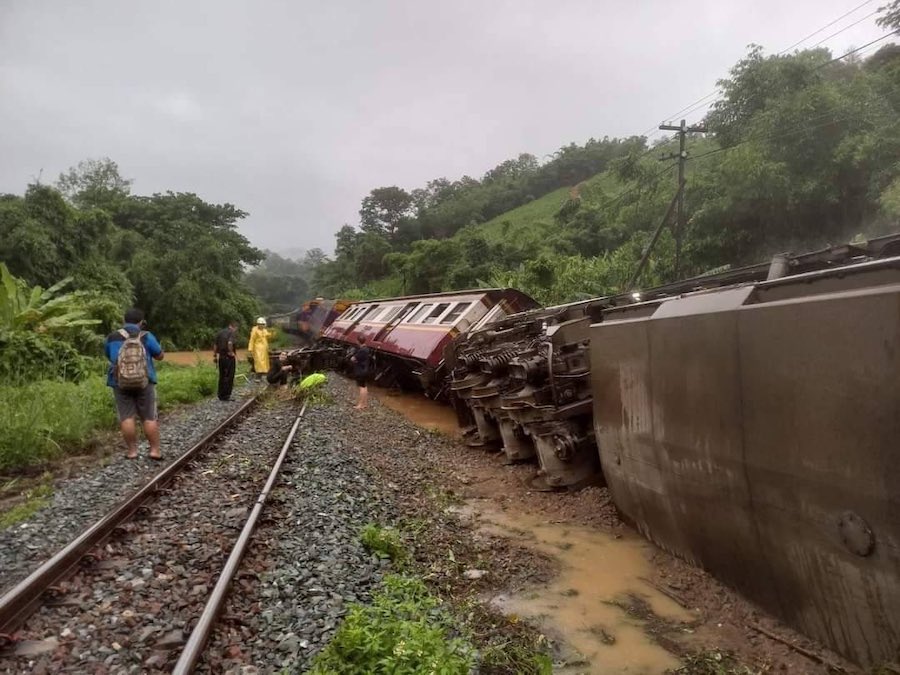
top-left (0, 397), bottom-right (291, 674)
top-left (0, 394), bottom-right (249, 597)
top-left (197, 379), bottom-right (550, 673)
top-left (199, 399), bottom-right (395, 673)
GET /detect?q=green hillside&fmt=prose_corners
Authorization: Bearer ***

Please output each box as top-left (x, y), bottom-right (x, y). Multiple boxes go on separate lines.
top-left (313, 44), bottom-right (900, 305)
top-left (476, 186), bottom-right (571, 241)
top-left (474, 168), bottom-right (638, 244)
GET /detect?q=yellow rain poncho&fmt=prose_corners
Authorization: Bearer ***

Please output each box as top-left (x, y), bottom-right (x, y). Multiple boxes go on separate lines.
top-left (248, 325), bottom-right (274, 374)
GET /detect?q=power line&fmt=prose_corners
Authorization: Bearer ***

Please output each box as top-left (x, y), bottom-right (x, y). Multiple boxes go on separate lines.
top-left (816, 30), bottom-right (900, 68)
top-left (778, 0), bottom-right (877, 53)
top-left (597, 163), bottom-right (677, 212)
top-left (655, 27), bottom-right (897, 132)
top-left (642, 1), bottom-right (887, 138)
top-left (808, 9), bottom-right (881, 49)
top-left (688, 87), bottom-right (900, 163)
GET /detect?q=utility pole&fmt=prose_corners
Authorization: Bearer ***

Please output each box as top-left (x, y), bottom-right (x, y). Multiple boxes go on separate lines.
top-left (659, 119), bottom-right (706, 277)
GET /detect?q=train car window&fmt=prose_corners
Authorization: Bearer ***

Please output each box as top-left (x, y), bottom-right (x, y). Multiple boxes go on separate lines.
top-left (422, 303), bottom-right (451, 324)
top-left (382, 305), bottom-right (404, 323)
top-left (472, 303), bottom-right (505, 331)
top-left (393, 301), bottom-right (419, 323)
top-left (440, 302), bottom-right (471, 324)
top-left (359, 304), bottom-right (381, 320)
top-left (406, 304), bottom-right (432, 323)
top-left (372, 306), bottom-right (393, 322)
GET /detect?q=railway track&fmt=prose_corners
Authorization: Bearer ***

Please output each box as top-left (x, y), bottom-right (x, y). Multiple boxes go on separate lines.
top-left (0, 394), bottom-right (307, 673)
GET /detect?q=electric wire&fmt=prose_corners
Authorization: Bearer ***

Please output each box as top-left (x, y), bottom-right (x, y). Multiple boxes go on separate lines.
top-left (777, 0), bottom-right (877, 53)
top-left (807, 9), bottom-right (881, 49)
top-left (641, 1), bottom-right (889, 138)
top-left (688, 87), bottom-right (900, 163)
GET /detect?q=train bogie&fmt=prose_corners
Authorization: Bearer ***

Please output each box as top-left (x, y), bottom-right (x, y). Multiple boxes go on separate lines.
top-left (448, 301), bottom-right (604, 488)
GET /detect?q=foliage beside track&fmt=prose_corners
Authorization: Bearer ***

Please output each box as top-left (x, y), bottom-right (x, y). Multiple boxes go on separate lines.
top-left (0, 362), bottom-right (218, 472)
top-left (309, 574), bottom-right (476, 675)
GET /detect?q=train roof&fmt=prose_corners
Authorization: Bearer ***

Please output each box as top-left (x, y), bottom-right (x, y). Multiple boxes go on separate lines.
top-left (341, 288), bottom-right (531, 304)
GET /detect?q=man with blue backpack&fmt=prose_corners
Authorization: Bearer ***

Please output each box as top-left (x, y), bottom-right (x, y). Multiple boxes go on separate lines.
top-left (104, 307), bottom-right (165, 460)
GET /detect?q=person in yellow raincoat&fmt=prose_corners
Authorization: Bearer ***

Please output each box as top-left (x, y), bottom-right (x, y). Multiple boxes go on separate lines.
top-left (248, 317), bottom-right (274, 379)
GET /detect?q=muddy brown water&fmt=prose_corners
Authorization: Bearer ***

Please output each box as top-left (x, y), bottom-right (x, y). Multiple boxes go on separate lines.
top-left (373, 389), bottom-right (696, 673)
top-left (372, 387), bottom-right (462, 438)
top-left (457, 500), bottom-right (694, 674)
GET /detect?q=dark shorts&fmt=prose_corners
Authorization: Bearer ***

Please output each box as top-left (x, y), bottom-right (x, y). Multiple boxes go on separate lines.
top-left (113, 384), bottom-right (158, 422)
top-left (355, 373), bottom-right (370, 388)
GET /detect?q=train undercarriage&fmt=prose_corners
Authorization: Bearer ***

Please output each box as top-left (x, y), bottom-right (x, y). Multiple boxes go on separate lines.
top-left (447, 302), bottom-right (605, 489)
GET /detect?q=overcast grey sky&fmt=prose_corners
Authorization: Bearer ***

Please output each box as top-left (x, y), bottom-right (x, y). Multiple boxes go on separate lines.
top-left (0, 0), bottom-right (889, 254)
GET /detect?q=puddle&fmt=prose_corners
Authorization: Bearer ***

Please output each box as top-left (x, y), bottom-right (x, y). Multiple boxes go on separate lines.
top-left (373, 387), bottom-right (462, 437)
top-left (458, 499), bottom-right (695, 674)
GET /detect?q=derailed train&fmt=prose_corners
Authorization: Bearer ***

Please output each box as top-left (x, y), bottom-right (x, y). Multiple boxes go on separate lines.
top-left (308, 234), bottom-right (900, 668)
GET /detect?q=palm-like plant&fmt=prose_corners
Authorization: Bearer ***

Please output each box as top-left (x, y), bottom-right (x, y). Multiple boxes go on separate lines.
top-left (0, 263), bottom-right (100, 334)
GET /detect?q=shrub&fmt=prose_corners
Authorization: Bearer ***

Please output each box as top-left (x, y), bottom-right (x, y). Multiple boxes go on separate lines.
top-left (0, 330), bottom-right (100, 383)
top-left (155, 362), bottom-right (217, 406)
top-left (0, 362), bottom-right (220, 472)
top-left (361, 523), bottom-right (407, 563)
top-left (309, 575), bottom-right (475, 675)
top-left (0, 378), bottom-right (115, 470)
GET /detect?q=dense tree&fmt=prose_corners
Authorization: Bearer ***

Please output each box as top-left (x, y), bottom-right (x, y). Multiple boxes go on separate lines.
top-left (0, 169), bottom-right (263, 348)
top-left (359, 186), bottom-right (414, 239)
top-left (56, 157), bottom-right (132, 211)
top-left (878, 0), bottom-right (900, 30)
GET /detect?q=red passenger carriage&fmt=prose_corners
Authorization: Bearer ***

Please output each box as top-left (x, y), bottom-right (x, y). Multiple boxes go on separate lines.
top-left (321, 288), bottom-right (537, 396)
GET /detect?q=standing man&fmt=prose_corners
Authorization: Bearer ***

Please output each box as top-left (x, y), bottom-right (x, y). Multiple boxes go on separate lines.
top-left (350, 334), bottom-right (372, 410)
top-left (104, 307), bottom-right (165, 460)
top-left (214, 320), bottom-right (238, 401)
top-left (248, 317), bottom-right (273, 380)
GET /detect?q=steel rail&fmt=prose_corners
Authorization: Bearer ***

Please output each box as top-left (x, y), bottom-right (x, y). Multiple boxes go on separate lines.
top-left (172, 401), bottom-right (307, 674)
top-left (0, 394), bottom-right (260, 637)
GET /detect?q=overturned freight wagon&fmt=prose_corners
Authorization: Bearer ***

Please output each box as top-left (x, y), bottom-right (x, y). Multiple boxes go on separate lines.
top-left (592, 247), bottom-right (900, 666)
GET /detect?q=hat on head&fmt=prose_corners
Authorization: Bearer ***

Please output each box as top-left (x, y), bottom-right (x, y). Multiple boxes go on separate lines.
top-left (256, 317), bottom-right (267, 325)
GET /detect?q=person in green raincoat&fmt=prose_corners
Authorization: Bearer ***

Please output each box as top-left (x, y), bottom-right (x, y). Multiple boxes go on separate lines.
top-left (248, 317), bottom-right (274, 378)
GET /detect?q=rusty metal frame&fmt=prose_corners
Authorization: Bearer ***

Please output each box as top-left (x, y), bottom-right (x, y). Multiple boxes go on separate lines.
top-left (172, 402), bottom-right (307, 674)
top-left (0, 394), bottom-right (259, 637)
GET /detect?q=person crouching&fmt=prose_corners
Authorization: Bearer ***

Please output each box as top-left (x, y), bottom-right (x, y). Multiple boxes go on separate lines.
top-left (266, 351), bottom-right (295, 386)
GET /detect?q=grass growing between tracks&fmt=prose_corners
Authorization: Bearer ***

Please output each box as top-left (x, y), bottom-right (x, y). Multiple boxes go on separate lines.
top-left (0, 362), bottom-right (218, 472)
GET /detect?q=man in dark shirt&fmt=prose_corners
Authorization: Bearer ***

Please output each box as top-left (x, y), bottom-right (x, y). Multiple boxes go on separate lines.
top-left (266, 351), bottom-right (296, 386)
top-left (214, 321), bottom-right (238, 401)
top-left (350, 334), bottom-right (372, 410)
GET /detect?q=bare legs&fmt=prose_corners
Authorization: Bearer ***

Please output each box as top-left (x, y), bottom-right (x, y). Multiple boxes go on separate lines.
top-left (121, 418), bottom-right (161, 459)
top-left (121, 418), bottom-right (138, 458)
top-left (354, 385), bottom-right (368, 410)
top-left (145, 420), bottom-right (161, 459)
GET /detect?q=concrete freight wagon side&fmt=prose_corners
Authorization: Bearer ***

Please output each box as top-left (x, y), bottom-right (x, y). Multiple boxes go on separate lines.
top-left (591, 259), bottom-right (900, 667)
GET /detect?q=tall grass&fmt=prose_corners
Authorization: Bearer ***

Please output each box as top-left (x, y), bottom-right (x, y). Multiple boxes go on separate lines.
top-left (0, 362), bottom-right (218, 472)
